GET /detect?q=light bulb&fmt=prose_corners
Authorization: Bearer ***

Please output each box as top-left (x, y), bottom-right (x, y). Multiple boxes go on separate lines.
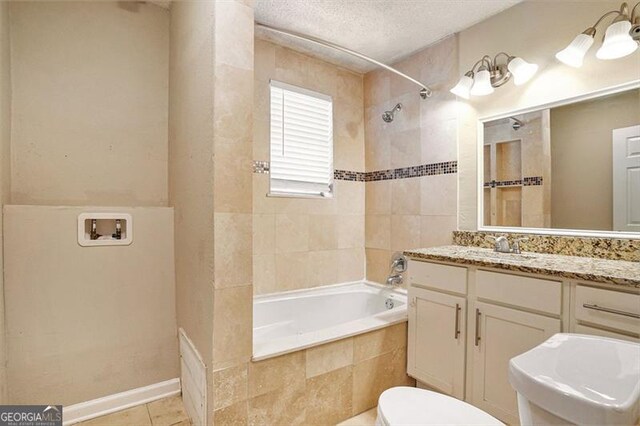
top-left (470, 69), bottom-right (494, 96)
top-left (556, 33), bottom-right (594, 67)
top-left (507, 57), bottom-right (539, 85)
top-left (596, 20), bottom-right (638, 60)
top-left (450, 75), bottom-right (474, 99)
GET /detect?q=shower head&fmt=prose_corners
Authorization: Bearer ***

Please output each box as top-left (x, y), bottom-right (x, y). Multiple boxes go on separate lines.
top-left (382, 103), bottom-right (402, 123)
top-left (510, 117), bottom-right (524, 131)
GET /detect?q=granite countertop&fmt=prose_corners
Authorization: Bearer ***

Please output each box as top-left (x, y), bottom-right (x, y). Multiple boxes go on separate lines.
top-left (404, 245), bottom-right (640, 288)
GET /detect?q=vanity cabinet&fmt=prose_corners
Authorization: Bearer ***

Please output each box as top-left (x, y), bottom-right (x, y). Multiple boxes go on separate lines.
top-left (406, 259), bottom-right (634, 425)
top-left (471, 302), bottom-right (560, 423)
top-left (572, 284), bottom-right (640, 340)
top-left (407, 287), bottom-right (466, 399)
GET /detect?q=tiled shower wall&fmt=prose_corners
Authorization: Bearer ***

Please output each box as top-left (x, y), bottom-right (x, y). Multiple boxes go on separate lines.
top-left (364, 35), bottom-right (460, 283)
top-left (252, 40), bottom-right (365, 295)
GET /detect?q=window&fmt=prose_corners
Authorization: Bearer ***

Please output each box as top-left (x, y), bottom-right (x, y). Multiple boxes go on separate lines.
top-left (269, 80), bottom-right (334, 197)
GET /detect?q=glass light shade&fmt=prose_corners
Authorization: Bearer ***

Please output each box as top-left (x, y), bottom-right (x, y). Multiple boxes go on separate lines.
top-left (470, 69), bottom-right (494, 96)
top-left (507, 57), bottom-right (539, 85)
top-left (450, 75), bottom-right (474, 99)
top-left (596, 20), bottom-right (638, 60)
top-left (556, 33), bottom-right (594, 67)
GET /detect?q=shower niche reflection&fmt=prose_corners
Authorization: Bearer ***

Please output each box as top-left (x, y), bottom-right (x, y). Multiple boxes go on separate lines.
top-left (483, 111), bottom-right (550, 229)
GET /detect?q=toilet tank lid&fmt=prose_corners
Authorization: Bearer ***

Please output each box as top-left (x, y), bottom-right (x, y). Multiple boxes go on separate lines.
top-left (509, 333), bottom-right (640, 425)
top-left (378, 387), bottom-right (504, 426)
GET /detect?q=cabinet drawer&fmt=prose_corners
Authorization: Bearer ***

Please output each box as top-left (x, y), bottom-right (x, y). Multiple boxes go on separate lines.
top-left (574, 324), bottom-right (639, 343)
top-left (409, 261), bottom-right (467, 295)
top-left (574, 285), bottom-right (640, 336)
top-left (476, 270), bottom-right (561, 315)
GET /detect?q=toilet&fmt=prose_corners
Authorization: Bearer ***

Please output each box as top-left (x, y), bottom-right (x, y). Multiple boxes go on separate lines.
top-left (375, 386), bottom-right (504, 426)
top-left (509, 333), bottom-right (640, 426)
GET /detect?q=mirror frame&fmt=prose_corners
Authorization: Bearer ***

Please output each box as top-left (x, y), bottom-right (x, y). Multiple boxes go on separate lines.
top-left (477, 79), bottom-right (640, 240)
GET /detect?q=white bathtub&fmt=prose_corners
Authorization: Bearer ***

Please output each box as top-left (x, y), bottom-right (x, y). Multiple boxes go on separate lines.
top-left (253, 281), bottom-right (407, 361)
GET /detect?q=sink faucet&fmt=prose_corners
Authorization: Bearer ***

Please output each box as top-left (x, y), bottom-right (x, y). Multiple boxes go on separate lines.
top-left (386, 274), bottom-right (403, 286)
top-left (488, 235), bottom-right (511, 253)
top-left (487, 235), bottom-right (529, 254)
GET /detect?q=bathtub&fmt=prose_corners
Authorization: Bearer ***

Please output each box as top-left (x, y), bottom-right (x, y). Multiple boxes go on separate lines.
top-left (253, 281), bottom-right (407, 361)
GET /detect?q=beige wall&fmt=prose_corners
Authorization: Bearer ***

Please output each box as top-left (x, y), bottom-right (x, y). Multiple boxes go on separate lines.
top-left (457, 1), bottom-right (640, 231)
top-left (10, 2), bottom-right (169, 206)
top-left (4, 206), bottom-right (178, 405)
top-left (550, 89), bottom-right (640, 231)
top-left (253, 40), bottom-right (365, 295)
top-left (364, 35), bottom-right (459, 283)
top-left (168, 0), bottom-right (216, 419)
top-left (0, 0), bottom-right (11, 405)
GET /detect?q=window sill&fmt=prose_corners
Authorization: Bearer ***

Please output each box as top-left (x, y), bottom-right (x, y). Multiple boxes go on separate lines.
top-left (266, 191), bottom-right (333, 200)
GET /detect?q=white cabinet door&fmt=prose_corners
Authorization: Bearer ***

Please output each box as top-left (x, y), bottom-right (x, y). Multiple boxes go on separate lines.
top-left (408, 286), bottom-right (466, 399)
top-left (471, 302), bottom-right (560, 425)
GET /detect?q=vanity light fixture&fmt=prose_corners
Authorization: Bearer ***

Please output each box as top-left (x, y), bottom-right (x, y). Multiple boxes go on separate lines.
top-left (556, 2), bottom-right (640, 67)
top-left (450, 53), bottom-right (538, 99)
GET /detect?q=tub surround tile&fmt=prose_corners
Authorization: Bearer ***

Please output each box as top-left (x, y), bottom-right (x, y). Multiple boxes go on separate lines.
top-left (306, 338), bottom-right (354, 379)
top-left (275, 214), bottom-right (309, 253)
top-left (366, 248), bottom-right (392, 285)
top-left (453, 230), bottom-right (640, 262)
top-left (213, 401), bottom-right (248, 426)
top-left (243, 321), bottom-right (410, 425)
top-left (405, 245), bottom-right (640, 288)
top-left (305, 366), bottom-right (354, 425)
top-left (248, 381), bottom-right (307, 426)
top-left (352, 347), bottom-right (414, 415)
top-left (353, 322), bottom-right (408, 363)
top-left (213, 363), bottom-right (248, 411)
top-left (248, 351), bottom-right (305, 398)
top-left (309, 215), bottom-right (339, 250)
top-left (212, 285), bottom-right (253, 368)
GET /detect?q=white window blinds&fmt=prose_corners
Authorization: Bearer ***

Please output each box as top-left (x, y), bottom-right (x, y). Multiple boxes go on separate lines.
top-left (269, 80), bottom-right (334, 197)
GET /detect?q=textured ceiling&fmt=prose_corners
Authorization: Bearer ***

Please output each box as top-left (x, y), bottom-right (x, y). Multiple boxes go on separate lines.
top-left (255, 0), bottom-right (520, 73)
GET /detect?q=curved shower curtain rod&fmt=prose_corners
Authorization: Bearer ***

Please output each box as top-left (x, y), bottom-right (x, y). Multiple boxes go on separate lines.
top-left (255, 22), bottom-right (433, 99)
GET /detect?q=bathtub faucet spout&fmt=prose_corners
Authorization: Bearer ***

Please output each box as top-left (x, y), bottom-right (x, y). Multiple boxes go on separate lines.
top-left (386, 274), bottom-right (403, 287)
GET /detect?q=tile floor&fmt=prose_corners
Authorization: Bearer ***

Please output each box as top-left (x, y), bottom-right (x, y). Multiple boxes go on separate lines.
top-left (77, 395), bottom-right (190, 426)
top-left (76, 395), bottom-right (376, 426)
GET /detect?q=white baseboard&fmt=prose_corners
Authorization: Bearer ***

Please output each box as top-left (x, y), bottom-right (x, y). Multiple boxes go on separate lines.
top-left (62, 378), bottom-right (181, 425)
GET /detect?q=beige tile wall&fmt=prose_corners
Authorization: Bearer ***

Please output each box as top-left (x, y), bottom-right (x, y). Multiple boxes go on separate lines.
top-left (252, 40), bottom-right (366, 295)
top-left (168, 0), bottom-right (217, 419)
top-left (210, 1), bottom-right (255, 424)
top-left (364, 35), bottom-right (459, 283)
top-left (214, 322), bottom-right (413, 425)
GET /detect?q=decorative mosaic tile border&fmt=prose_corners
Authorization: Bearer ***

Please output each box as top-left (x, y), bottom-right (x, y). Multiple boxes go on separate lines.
top-left (453, 230), bottom-right (640, 262)
top-left (334, 170), bottom-right (367, 181)
top-left (483, 176), bottom-right (543, 188)
top-left (252, 160), bottom-right (457, 182)
top-left (252, 161), bottom-right (270, 174)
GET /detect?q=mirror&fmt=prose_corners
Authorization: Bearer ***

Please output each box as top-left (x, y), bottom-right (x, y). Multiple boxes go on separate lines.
top-left (481, 87), bottom-right (640, 235)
